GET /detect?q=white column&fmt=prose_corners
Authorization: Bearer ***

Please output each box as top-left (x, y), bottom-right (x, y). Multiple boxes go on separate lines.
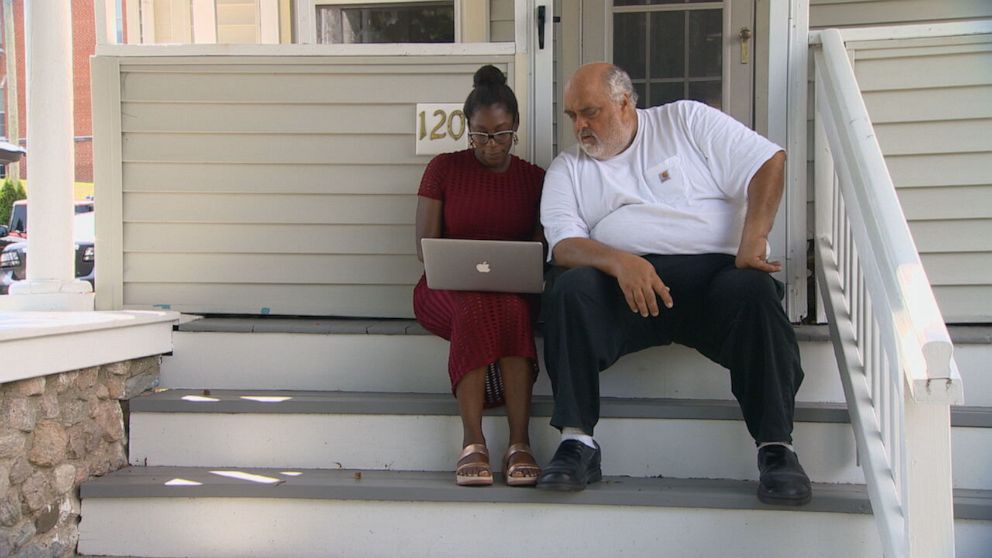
top-left (4, 0), bottom-right (93, 310)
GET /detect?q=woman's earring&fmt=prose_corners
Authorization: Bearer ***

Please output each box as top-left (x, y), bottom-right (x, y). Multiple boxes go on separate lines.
top-left (513, 134), bottom-right (519, 145)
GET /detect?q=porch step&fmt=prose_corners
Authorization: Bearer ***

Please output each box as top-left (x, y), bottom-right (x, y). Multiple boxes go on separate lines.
top-left (76, 466), bottom-right (992, 558)
top-left (161, 320), bottom-right (992, 406)
top-left (126, 389), bottom-right (992, 489)
top-left (161, 324), bottom-right (846, 402)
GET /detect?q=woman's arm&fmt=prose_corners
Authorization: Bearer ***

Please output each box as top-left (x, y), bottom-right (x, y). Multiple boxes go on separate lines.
top-left (415, 196), bottom-right (442, 262)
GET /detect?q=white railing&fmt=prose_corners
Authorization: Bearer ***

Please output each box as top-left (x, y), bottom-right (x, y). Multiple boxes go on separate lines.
top-left (811, 28), bottom-right (965, 558)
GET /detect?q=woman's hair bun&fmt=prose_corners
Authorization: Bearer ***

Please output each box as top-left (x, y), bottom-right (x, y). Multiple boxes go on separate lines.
top-left (473, 65), bottom-right (506, 88)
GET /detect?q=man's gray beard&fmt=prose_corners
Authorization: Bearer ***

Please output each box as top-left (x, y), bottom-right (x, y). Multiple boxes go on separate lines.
top-left (577, 125), bottom-right (632, 160)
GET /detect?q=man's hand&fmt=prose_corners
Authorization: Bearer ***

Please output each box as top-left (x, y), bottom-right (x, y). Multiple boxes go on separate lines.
top-left (612, 252), bottom-right (673, 317)
top-left (735, 234), bottom-right (782, 273)
top-left (551, 237), bottom-right (673, 317)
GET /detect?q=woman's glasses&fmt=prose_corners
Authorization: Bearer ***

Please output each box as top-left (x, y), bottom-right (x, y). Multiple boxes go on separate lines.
top-left (468, 130), bottom-right (517, 145)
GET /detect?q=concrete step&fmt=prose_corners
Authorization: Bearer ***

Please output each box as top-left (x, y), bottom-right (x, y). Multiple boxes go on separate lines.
top-left (77, 466), bottom-right (992, 558)
top-left (126, 390), bottom-right (992, 489)
top-left (160, 320), bottom-right (992, 406)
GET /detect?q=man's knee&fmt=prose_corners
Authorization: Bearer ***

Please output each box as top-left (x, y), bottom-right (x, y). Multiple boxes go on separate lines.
top-left (548, 266), bottom-right (609, 304)
top-left (721, 268), bottom-right (784, 304)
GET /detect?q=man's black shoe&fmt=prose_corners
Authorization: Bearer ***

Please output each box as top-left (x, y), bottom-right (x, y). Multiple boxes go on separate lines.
top-left (757, 444), bottom-right (812, 506)
top-left (536, 439), bottom-right (602, 492)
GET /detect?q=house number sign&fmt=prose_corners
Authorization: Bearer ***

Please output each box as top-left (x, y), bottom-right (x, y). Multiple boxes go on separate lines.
top-left (415, 103), bottom-right (468, 155)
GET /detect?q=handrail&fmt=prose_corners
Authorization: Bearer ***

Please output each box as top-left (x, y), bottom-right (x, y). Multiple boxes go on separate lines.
top-left (814, 28), bottom-right (962, 404)
top-left (812, 28), bottom-right (964, 558)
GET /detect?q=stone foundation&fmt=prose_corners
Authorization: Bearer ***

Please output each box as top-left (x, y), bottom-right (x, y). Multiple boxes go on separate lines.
top-left (0, 357), bottom-right (160, 557)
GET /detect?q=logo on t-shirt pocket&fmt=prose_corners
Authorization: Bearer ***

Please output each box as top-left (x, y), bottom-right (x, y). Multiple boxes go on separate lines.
top-left (646, 155), bottom-right (688, 206)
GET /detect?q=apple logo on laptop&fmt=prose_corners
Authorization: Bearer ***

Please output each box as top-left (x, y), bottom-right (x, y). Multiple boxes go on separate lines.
top-left (476, 261), bottom-right (491, 273)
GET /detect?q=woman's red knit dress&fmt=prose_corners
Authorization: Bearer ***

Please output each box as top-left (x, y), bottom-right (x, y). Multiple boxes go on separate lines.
top-left (413, 149), bottom-right (545, 406)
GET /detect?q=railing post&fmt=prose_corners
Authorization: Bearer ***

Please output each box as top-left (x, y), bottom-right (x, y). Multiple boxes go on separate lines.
top-left (903, 393), bottom-right (955, 557)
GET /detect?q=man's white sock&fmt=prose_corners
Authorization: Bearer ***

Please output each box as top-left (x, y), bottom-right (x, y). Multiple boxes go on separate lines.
top-left (562, 427), bottom-right (597, 449)
top-left (758, 441), bottom-right (795, 452)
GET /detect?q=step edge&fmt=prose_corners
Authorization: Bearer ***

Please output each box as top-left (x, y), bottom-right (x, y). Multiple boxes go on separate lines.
top-left (128, 390), bottom-right (992, 428)
top-left (175, 319), bottom-right (992, 345)
top-left (79, 466), bottom-right (992, 520)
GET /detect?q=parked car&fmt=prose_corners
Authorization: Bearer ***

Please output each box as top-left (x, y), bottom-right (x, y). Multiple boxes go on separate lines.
top-left (0, 211), bottom-right (95, 294)
top-left (1, 198), bottom-right (94, 244)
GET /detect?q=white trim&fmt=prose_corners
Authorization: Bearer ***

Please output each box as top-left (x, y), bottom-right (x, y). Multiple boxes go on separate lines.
top-left (0, 311), bottom-right (178, 385)
top-left (191, 0), bottom-right (218, 44)
top-left (125, 0), bottom-right (142, 44)
top-left (139, 0), bottom-right (156, 44)
top-left (295, 0), bottom-right (316, 44)
top-left (314, 0), bottom-right (448, 4)
top-left (809, 20), bottom-right (992, 44)
top-left (513, 0), bottom-right (531, 161)
top-left (531, 0), bottom-right (553, 169)
top-left (95, 0), bottom-right (112, 45)
top-left (453, 0), bottom-right (462, 42)
top-left (786, 0), bottom-right (808, 322)
top-left (95, 41), bottom-right (515, 57)
top-left (260, 0), bottom-right (280, 43)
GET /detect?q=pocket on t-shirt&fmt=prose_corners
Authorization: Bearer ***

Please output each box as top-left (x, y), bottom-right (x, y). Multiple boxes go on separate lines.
top-left (645, 155), bottom-right (689, 206)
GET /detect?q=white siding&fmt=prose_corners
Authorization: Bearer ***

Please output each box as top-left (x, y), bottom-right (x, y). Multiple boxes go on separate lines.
top-left (807, 1), bottom-right (992, 322)
top-left (848, 35), bottom-right (992, 322)
top-left (94, 55), bottom-right (516, 317)
top-left (810, 0), bottom-right (992, 29)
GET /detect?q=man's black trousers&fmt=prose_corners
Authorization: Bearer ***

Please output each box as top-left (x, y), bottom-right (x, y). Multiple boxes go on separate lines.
top-left (541, 253), bottom-right (803, 444)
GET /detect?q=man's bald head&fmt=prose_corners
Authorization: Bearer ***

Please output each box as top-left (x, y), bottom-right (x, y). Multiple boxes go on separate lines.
top-left (563, 63), bottom-right (638, 160)
top-left (566, 63), bottom-right (638, 107)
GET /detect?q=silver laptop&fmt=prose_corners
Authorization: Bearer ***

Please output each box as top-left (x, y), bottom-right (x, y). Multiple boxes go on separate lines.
top-left (421, 238), bottom-right (544, 293)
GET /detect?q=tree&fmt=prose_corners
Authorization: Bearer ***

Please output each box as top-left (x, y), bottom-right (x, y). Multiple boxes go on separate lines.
top-left (0, 178), bottom-right (26, 227)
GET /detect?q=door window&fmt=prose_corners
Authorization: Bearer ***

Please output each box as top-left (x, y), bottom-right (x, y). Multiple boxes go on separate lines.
top-left (612, 1), bottom-right (723, 110)
top-left (316, 2), bottom-right (455, 44)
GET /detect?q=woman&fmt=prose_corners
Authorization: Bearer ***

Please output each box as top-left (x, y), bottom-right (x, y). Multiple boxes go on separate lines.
top-left (413, 65), bottom-right (544, 487)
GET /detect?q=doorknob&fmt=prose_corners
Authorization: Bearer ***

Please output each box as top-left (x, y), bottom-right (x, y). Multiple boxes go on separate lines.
top-left (739, 27), bottom-right (752, 64)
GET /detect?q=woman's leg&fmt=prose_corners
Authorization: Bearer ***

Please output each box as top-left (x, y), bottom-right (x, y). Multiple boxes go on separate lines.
top-left (501, 356), bottom-right (533, 445)
top-left (501, 356), bottom-right (540, 481)
top-left (455, 366), bottom-right (489, 478)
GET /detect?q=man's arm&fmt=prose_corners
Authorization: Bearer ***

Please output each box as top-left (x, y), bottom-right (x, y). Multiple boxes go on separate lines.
top-left (736, 150), bottom-right (786, 272)
top-left (552, 237), bottom-right (673, 317)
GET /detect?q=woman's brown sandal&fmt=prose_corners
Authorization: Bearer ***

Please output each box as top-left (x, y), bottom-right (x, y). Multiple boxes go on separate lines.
top-left (456, 443), bottom-right (493, 486)
top-left (503, 443), bottom-right (541, 486)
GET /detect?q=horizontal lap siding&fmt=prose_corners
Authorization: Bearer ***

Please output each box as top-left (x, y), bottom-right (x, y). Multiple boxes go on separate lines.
top-left (810, 0), bottom-right (992, 28)
top-left (852, 38), bottom-right (992, 322)
top-left (116, 56), bottom-right (514, 317)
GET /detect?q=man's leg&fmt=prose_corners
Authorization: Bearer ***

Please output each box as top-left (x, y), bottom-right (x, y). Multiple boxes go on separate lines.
top-left (693, 262), bottom-right (811, 505)
top-left (538, 266), bottom-right (664, 490)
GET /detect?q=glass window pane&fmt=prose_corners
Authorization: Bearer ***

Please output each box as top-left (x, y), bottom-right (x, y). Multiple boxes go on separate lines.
top-left (649, 11), bottom-right (684, 79)
top-left (649, 81), bottom-right (683, 107)
top-left (688, 81), bottom-right (721, 110)
top-left (317, 3), bottom-right (454, 44)
top-left (633, 82), bottom-right (647, 109)
top-left (613, 13), bottom-right (647, 80)
top-left (687, 9), bottom-right (721, 78)
top-left (614, 0), bottom-right (686, 4)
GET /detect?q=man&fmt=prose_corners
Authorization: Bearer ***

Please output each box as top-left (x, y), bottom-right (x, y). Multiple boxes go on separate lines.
top-left (536, 62), bottom-right (811, 505)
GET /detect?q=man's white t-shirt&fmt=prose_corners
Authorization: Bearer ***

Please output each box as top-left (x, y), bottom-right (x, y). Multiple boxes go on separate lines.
top-left (541, 101), bottom-right (782, 260)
